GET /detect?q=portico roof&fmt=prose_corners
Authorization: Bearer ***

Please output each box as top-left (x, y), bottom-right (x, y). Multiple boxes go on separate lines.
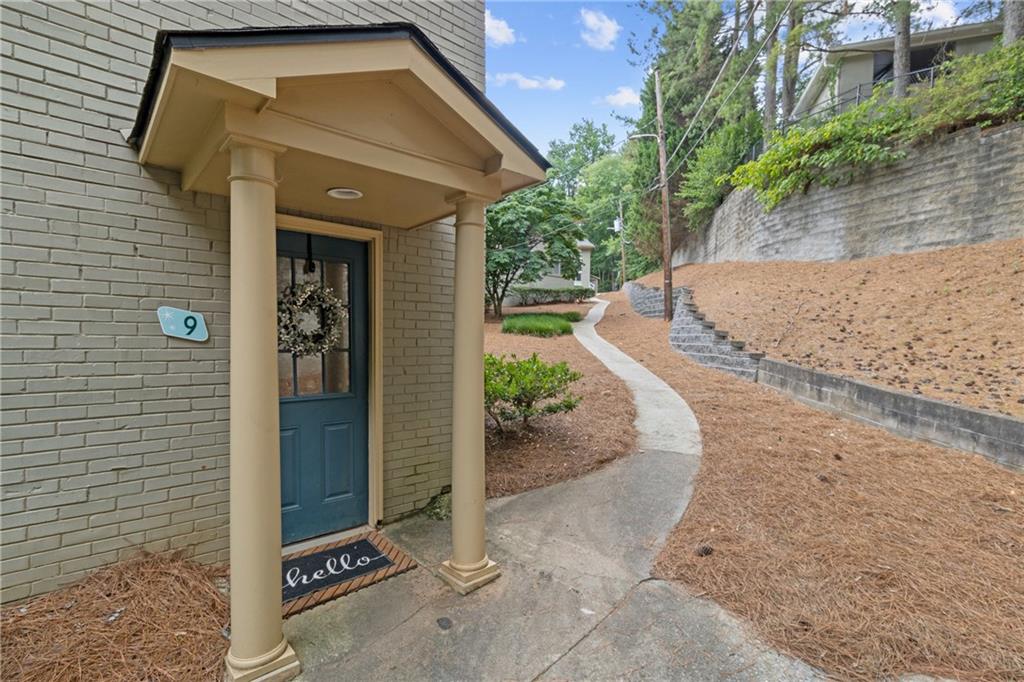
top-left (131, 24), bottom-right (550, 228)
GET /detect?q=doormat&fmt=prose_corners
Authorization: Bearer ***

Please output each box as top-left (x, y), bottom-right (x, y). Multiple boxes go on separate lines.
top-left (281, 530), bottom-right (416, 617)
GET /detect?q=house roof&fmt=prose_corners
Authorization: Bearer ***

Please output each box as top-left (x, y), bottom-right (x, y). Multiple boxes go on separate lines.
top-left (793, 20), bottom-right (1002, 119)
top-left (129, 23), bottom-right (549, 171)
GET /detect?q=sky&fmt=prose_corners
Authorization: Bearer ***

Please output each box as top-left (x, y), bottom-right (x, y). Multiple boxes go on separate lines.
top-left (482, 0), bottom-right (989, 157)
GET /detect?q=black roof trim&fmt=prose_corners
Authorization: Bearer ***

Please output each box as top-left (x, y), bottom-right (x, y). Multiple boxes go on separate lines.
top-left (129, 22), bottom-right (550, 170)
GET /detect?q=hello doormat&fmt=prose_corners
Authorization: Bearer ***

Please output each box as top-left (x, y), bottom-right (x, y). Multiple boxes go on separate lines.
top-left (281, 530), bottom-right (416, 617)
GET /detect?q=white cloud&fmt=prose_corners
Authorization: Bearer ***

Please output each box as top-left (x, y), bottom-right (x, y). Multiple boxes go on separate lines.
top-left (493, 72), bottom-right (566, 91)
top-left (918, 0), bottom-right (957, 27)
top-left (485, 9), bottom-right (517, 46)
top-left (579, 8), bottom-right (621, 51)
top-left (603, 86), bottom-right (641, 107)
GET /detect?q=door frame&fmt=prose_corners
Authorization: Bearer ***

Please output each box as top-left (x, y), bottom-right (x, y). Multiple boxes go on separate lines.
top-left (275, 212), bottom-right (384, 529)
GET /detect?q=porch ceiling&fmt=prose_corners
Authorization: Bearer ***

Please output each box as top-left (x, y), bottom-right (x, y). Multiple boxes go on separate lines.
top-left (130, 24), bottom-right (550, 228)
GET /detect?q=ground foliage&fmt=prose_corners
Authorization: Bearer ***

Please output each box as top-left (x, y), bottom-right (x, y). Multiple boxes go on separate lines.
top-left (732, 42), bottom-right (1024, 208)
top-left (501, 313), bottom-right (575, 337)
top-left (1, 553), bottom-right (228, 682)
top-left (484, 353), bottom-right (582, 431)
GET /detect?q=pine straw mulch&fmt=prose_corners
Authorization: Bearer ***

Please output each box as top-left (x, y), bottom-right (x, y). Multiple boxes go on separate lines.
top-left (484, 302), bottom-right (638, 498)
top-left (596, 292), bottom-right (1024, 681)
top-left (1, 553), bottom-right (229, 682)
top-left (636, 238), bottom-right (1024, 418)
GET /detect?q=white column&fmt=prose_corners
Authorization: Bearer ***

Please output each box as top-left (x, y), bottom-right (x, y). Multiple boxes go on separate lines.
top-left (224, 140), bottom-right (300, 682)
top-left (439, 195), bottom-right (499, 594)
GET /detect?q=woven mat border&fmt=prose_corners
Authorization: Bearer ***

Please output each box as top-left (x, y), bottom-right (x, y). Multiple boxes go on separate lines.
top-left (281, 529), bottom-right (416, 618)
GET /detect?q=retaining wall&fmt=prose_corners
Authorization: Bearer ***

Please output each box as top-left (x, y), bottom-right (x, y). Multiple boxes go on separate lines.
top-left (758, 359), bottom-right (1023, 470)
top-left (623, 287), bottom-right (1023, 470)
top-left (672, 122), bottom-right (1024, 266)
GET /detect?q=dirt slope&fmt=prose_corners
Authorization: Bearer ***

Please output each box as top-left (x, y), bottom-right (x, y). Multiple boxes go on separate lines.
top-left (597, 293), bottom-right (1024, 681)
top-left (638, 238), bottom-right (1024, 417)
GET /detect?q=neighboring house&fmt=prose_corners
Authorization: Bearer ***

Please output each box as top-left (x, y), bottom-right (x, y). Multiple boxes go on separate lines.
top-left (792, 20), bottom-right (1002, 123)
top-left (0, 3), bottom-right (548, 680)
top-left (504, 239), bottom-right (596, 306)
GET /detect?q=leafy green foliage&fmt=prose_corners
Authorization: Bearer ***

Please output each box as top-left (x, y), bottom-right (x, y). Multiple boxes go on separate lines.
top-left (484, 353), bottom-right (582, 430)
top-left (676, 111), bottom-right (761, 229)
top-left (574, 153), bottom-right (635, 288)
top-left (547, 120), bottom-right (617, 197)
top-left (510, 285), bottom-right (594, 307)
top-left (485, 184), bottom-right (582, 318)
top-left (732, 43), bottom-right (1024, 209)
top-left (501, 313), bottom-right (575, 337)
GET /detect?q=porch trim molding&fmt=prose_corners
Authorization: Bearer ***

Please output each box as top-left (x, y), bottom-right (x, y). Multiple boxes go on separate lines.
top-left (275, 213), bottom-right (386, 527)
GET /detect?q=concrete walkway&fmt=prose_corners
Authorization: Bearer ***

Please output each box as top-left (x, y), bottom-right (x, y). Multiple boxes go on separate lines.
top-left (285, 299), bottom-right (820, 681)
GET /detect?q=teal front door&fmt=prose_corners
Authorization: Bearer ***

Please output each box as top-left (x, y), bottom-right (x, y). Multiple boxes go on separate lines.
top-left (277, 230), bottom-right (369, 545)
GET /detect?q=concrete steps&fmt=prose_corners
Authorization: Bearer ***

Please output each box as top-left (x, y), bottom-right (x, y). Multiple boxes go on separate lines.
top-left (624, 281), bottom-right (764, 382)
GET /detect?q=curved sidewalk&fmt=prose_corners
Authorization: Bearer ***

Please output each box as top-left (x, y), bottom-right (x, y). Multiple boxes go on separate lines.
top-left (286, 299), bottom-right (819, 681)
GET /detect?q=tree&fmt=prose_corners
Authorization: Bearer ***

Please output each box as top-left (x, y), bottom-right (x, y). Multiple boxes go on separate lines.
top-left (1007, 0), bottom-right (1024, 43)
top-left (484, 184), bottom-right (582, 318)
top-left (892, 0), bottom-right (914, 98)
top-left (546, 120), bottom-right (616, 197)
top-left (575, 153), bottom-right (635, 288)
top-left (780, 2), bottom-right (804, 122)
top-left (762, 0), bottom-right (781, 138)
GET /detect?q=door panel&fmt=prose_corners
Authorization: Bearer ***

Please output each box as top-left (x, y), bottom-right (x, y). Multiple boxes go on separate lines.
top-left (277, 230), bottom-right (369, 545)
top-left (322, 421), bottom-right (355, 500)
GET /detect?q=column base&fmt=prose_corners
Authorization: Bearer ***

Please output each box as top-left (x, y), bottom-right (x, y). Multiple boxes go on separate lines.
top-left (224, 643), bottom-right (300, 682)
top-left (438, 558), bottom-right (500, 595)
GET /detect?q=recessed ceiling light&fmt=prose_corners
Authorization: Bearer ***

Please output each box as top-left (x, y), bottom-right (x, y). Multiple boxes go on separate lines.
top-left (326, 187), bottom-right (363, 200)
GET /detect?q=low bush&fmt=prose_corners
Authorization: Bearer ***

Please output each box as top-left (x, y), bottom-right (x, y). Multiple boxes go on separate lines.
top-left (484, 353), bottom-right (582, 431)
top-left (677, 111), bottom-right (761, 230)
top-left (501, 313), bottom-right (574, 337)
top-left (511, 285), bottom-right (595, 306)
top-left (731, 42), bottom-right (1024, 209)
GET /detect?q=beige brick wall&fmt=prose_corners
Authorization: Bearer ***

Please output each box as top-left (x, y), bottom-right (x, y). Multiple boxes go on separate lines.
top-left (0, 0), bottom-right (483, 603)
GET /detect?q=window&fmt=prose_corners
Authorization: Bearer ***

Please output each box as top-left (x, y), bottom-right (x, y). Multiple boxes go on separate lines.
top-left (276, 255), bottom-right (351, 398)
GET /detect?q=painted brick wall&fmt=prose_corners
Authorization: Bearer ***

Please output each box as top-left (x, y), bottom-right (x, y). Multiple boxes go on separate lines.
top-left (671, 122), bottom-right (1024, 266)
top-left (0, 0), bottom-right (484, 603)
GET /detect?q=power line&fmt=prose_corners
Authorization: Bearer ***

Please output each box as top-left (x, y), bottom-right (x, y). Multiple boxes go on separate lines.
top-left (649, 0), bottom-right (795, 194)
top-left (652, 0), bottom-right (763, 188)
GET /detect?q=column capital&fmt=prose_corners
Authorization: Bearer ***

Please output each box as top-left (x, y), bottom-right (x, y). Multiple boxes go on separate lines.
top-left (226, 137), bottom-right (284, 188)
top-left (220, 133), bottom-right (288, 156)
top-left (445, 191), bottom-right (496, 208)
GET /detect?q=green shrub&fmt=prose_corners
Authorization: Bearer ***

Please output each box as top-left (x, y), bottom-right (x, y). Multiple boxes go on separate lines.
top-left (484, 353), bottom-right (582, 431)
top-left (501, 313), bottom-right (574, 337)
top-left (731, 42), bottom-right (1024, 210)
top-left (510, 285), bottom-right (595, 306)
top-left (677, 111), bottom-right (761, 230)
top-left (559, 310), bottom-right (584, 322)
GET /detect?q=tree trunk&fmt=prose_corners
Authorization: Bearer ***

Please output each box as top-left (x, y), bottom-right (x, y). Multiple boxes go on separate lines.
top-left (763, 0), bottom-right (779, 139)
top-left (733, 0), bottom-right (742, 47)
top-left (781, 2), bottom-right (803, 123)
top-left (746, 0), bottom-right (756, 48)
top-left (1007, 0), bottom-right (1024, 44)
top-left (892, 0), bottom-right (912, 99)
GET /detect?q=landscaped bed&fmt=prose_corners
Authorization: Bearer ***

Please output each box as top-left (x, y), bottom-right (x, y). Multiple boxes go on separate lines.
top-left (596, 292), bottom-right (1024, 681)
top-left (484, 302), bottom-right (638, 497)
top-left (636, 238), bottom-right (1024, 418)
top-left (0, 553), bottom-right (228, 682)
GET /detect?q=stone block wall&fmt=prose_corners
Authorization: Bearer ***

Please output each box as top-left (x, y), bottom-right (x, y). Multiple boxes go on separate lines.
top-left (758, 359), bottom-right (1024, 470)
top-left (0, 0), bottom-right (484, 603)
top-left (672, 122), bottom-right (1024, 266)
top-left (623, 282), bottom-right (683, 318)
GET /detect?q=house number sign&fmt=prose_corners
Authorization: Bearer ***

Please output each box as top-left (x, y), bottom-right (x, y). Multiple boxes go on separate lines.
top-left (157, 306), bottom-right (209, 342)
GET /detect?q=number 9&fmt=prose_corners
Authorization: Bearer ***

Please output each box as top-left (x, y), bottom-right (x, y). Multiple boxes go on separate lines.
top-left (184, 315), bottom-right (197, 336)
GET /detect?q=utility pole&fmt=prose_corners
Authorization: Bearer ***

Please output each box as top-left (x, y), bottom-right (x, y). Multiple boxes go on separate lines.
top-left (617, 200), bottom-right (627, 290)
top-left (654, 69), bottom-right (673, 320)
